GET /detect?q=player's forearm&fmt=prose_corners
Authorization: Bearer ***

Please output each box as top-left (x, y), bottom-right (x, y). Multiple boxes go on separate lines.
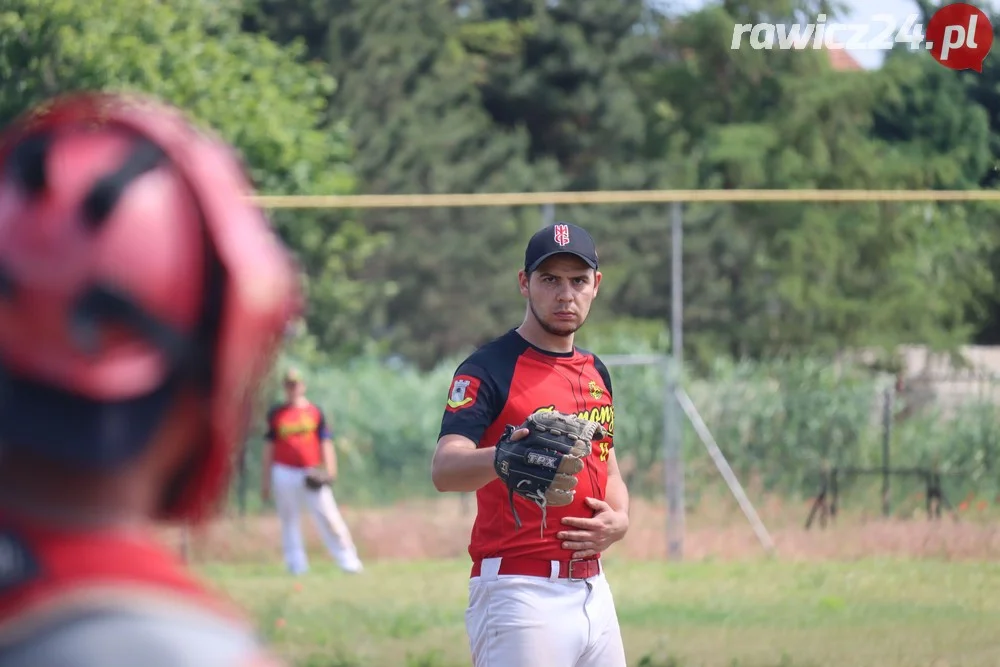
top-left (431, 446), bottom-right (497, 493)
top-left (322, 440), bottom-right (338, 479)
top-left (605, 472), bottom-right (630, 519)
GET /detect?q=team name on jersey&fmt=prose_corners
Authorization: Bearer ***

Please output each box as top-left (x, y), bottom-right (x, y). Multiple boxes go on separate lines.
top-left (275, 415), bottom-right (318, 438)
top-left (531, 404), bottom-right (614, 461)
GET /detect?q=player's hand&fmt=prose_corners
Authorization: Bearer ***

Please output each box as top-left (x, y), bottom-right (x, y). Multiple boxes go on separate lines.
top-left (556, 497), bottom-right (629, 559)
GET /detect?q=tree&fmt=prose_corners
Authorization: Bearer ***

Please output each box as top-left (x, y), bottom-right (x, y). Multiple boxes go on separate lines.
top-left (452, 0), bottom-right (682, 342)
top-left (240, 0), bottom-right (1000, 365)
top-left (0, 0), bottom-right (382, 361)
top-left (466, 0), bottom-right (654, 188)
top-left (627, 2), bottom-right (995, 365)
top-left (319, 0), bottom-right (564, 367)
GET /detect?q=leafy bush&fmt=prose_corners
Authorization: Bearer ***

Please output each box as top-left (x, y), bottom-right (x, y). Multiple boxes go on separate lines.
top-left (231, 324), bottom-right (1000, 511)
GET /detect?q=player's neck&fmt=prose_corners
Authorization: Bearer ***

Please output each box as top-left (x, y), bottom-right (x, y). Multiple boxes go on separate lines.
top-left (516, 318), bottom-right (575, 354)
top-left (0, 456), bottom-right (155, 530)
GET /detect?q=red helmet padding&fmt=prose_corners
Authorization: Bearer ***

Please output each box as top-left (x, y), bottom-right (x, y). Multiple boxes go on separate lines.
top-left (0, 126), bottom-right (207, 397)
top-left (0, 92), bottom-right (300, 522)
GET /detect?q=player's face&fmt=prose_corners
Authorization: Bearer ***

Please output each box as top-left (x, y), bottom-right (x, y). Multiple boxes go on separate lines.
top-left (284, 379), bottom-right (305, 401)
top-left (519, 255), bottom-right (602, 337)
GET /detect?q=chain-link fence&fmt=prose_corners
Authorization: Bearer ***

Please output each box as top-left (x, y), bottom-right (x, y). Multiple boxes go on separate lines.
top-left (223, 349), bottom-right (1000, 520)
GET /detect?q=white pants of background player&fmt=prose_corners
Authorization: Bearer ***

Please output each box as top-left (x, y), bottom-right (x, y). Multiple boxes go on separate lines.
top-left (465, 557), bottom-right (628, 667)
top-left (270, 462), bottom-right (364, 575)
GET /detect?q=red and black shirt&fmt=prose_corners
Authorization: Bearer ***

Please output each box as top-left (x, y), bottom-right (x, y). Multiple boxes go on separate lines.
top-left (0, 511), bottom-right (255, 657)
top-left (438, 329), bottom-right (615, 562)
top-left (265, 401), bottom-right (330, 469)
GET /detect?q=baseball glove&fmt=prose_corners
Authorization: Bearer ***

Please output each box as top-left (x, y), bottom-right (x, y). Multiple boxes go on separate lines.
top-left (493, 410), bottom-right (607, 536)
top-left (304, 467), bottom-right (332, 490)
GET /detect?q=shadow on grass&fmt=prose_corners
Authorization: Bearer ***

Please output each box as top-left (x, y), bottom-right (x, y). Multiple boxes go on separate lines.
top-left (638, 653), bottom-right (819, 667)
top-left (292, 650), bottom-right (819, 667)
top-left (295, 649), bottom-right (461, 667)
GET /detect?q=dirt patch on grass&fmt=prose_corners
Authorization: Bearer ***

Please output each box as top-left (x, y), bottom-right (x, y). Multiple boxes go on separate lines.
top-left (166, 493), bottom-right (1000, 565)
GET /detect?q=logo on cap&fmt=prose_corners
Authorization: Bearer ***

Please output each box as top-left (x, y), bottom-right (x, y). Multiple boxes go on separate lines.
top-left (554, 224), bottom-right (570, 246)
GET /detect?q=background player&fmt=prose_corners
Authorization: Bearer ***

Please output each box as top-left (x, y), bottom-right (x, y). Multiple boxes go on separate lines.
top-left (0, 92), bottom-right (299, 666)
top-left (431, 222), bottom-right (630, 667)
top-left (262, 367), bottom-right (364, 575)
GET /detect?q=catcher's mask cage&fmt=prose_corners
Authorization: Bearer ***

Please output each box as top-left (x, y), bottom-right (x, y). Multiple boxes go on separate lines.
top-left (0, 92), bottom-right (300, 523)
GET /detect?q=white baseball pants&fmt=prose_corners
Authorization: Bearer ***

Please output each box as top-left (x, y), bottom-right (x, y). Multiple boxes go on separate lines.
top-left (269, 463), bottom-right (364, 575)
top-left (465, 557), bottom-right (628, 667)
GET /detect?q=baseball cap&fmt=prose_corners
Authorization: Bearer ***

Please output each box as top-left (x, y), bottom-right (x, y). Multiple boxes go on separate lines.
top-left (524, 222), bottom-right (599, 273)
top-left (283, 368), bottom-right (304, 384)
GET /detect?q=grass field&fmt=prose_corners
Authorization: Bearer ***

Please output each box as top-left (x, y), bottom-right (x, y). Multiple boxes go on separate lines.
top-left (181, 495), bottom-right (1000, 667)
top-left (201, 556), bottom-right (1000, 667)
top-left (171, 498), bottom-right (1000, 667)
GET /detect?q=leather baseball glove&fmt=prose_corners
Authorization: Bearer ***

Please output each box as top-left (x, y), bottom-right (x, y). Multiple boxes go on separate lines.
top-left (493, 410), bottom-right (607, 535)
top-left (304, 467), bottom-right (332, 490)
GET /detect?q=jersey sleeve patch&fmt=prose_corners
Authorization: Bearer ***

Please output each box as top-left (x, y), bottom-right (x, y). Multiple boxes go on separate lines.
top-left (439, 362), bottom-right (501, 445)
top-left (445, 374), bottom-right (481, 412)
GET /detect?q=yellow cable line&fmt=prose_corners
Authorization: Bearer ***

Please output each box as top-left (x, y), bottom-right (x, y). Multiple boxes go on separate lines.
top-left (250, 189), bottom-right (1000, 209)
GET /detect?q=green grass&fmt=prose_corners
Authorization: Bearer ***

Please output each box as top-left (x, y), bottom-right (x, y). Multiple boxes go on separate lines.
top-left (200, 556), bottom-right (1000, 667)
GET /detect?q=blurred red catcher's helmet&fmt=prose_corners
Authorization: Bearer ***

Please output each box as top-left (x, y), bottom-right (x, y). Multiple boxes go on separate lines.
top-left (0, 92), bottom-right (300, 522)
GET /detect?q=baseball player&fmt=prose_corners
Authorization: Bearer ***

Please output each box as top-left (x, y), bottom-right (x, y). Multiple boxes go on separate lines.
top-left (0, 92), bottom-right (300, 666)
top-left (431, 222), bottom-right (630, 667)
top-left (261, 367), bottom-right (363, 575)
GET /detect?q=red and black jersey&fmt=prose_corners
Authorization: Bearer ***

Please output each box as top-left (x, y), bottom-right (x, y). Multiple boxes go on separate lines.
top-left (0, 511), bottom-right (285, 665)
top-left (438, 328), bottom-right (616, 562)
top-left (265, 401), bottom-right (330, 469)
top-left (0, 513), bottom-right (242, 620)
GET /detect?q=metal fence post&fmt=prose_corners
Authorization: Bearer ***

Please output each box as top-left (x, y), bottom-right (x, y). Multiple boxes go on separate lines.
top-left (664, 201), bottom-right (685, 561)
top-left (664, 358), bottom-right (684, 561)
top-left (541, 202), bottom-right (555, 228)
top-left (671, 201), bottom-right (683, 371)
top-left (882, 385), bottom-right (894, 517)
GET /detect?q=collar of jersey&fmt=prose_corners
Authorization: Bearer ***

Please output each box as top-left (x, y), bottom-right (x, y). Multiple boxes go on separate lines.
top-left (509, 328), bottom-right (577, 359)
